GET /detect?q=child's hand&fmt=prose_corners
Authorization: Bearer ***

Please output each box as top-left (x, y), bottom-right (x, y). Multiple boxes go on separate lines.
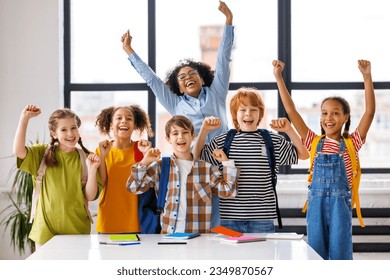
top-left (218, 1), bottom-right (232, 24)
top-left (201, 116), bottom-right (221, 132)
top-left (358, 59), bottom-right (371, 75)
top-left (140, 148), bottom-right (161, 166)
top-left (87, 153), bottom-right (101, 170)
top-left (272, 60), bottom-right (285, 77)
top-left (212, 148), bottom-right (228, 162)
top-left (270, 117), bottom-right (292, 133)
top-left (22, 105), bottom-right (41, 119)
top-left (98, 139), bottom-right (113, 159)
top-left (121, 29), bottom-right (133, 55)
top-left (138, 139), bottom-right (152, 154)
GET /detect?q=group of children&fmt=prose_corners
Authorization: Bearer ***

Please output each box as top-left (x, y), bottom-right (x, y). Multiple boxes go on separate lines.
top-left (13, 1), bottom-right (375, 260)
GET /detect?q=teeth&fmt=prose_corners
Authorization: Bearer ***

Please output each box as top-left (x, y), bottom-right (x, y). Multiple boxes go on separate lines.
top-left (186, 81), bottom-right (195, 86)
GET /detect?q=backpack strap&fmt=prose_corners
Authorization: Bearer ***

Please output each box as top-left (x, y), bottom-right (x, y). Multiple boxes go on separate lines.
top-left (133, 141), bottom-right (144, 162)
top-left (76, 148), bottom-right (93, 224)
top-left (258, 129), bottom-right (282, 229)
top-left (222, 129), bottom-right (237, 157)
top-left (29, 145), bottom-right (51, 223)
top-left (156, 157), bottom-right (170, 214)
top-left (302, 135), bottom-right (324, 213)
top-left (344, 137), bottom-right (364, 227)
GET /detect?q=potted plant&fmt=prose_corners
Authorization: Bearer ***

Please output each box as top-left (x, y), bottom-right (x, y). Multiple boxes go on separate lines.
top-left (0, 166), bottom-right (35, 255)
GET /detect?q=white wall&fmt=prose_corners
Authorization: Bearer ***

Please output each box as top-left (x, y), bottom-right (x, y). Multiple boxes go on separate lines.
top-left (0, 0), bottom-right (62, 259)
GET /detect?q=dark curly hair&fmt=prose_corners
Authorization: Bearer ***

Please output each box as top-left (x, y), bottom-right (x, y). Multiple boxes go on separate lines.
top-left (95, 105), bottom-right (154, 138)
top-left (165, 58), bottom-right (214, 96)
top-left (320, 96), bottom-right (351, 138)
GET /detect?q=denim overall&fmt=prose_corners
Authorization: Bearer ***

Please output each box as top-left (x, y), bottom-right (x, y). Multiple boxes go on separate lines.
top-left (306, 138), bottom-right (353, 260)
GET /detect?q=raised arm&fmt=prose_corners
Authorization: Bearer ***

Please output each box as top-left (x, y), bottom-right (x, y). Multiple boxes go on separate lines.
top-left (85, 153), bottom-right (101, 201)
top-left (192, 117), bottom-right (221, 160)
top-left (273, 60), bottom-right (309, 140)
top-left (13, 105), bottom-right (41, 159)
top-left (270, 118), bottom-right (309, 160)
top-left (121, 30), bottom-right (134, 56)
top-left (218, 1), bottom-right (233, 26)
top-left (356, 59), bottom-right (376, 140)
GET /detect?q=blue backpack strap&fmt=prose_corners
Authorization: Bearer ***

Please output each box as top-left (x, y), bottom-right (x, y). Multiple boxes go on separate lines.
top-left (258, 129), bottom-right (282, 229)
top-left (157, 156), bottom-right (170, 214)
top-left (222, 129), bottom-right (237, 157)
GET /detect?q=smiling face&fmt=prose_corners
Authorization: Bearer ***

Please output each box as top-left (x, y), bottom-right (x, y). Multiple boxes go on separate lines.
top-left (177, 66), bottom-right (204, 98)
top-left (320, 99), bottom-right (349, 140)
top-left (110, 107), bottom-right (135, 140)
top-left (165, 116), bottom-right (195, 160)
top-left (50, 117), bottom-right (80, 152)
top-left (236, 104), bottom-right (262, 132)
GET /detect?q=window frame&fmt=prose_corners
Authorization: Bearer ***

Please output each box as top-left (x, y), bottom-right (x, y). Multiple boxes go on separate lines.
top-left (63, 0), bottom-right (390, 174)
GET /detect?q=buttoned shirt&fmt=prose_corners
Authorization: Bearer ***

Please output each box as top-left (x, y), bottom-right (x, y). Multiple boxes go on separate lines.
top-left (126, 155), bottom-right (239, 234)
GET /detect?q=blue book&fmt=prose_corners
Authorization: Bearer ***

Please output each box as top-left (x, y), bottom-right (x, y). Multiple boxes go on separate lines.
top-left (163, 232), bottom-right (201, 239)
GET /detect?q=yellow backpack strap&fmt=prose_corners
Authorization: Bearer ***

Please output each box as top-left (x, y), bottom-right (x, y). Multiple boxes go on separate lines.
top-left (344, 137), bottom-right (364, 227)
top-left (302, 135), bottom-right (324, 213)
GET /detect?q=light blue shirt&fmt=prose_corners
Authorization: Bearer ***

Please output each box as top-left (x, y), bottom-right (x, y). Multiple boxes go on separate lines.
top-left (128, 25), bottom-right (235, 143)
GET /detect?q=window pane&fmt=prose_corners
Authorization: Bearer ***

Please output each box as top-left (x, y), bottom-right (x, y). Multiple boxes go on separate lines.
top-left (292, 0), bottom-right (390, 81)
top-left (71, 91), bottom-right (148, 150)
top-left (156, 0), bottom-right (277, 83)
top-left (289, 90), bottom-right (390, 169)
top-left (71, 0), bottom-right (147, 83)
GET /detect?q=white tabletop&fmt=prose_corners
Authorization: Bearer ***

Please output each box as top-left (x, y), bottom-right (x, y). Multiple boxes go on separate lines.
top-left (26, 233), bottom-right (322, 260)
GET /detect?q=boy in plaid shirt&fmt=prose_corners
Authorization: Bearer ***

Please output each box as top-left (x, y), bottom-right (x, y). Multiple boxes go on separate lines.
top-left (126, 115), bottom-right (238, 234)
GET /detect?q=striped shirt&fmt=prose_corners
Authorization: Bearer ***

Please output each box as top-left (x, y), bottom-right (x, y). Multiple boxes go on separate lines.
top-left (127, 154), bottom-right (239, 234)
top-left (304, 129), bottom-right (364, 187)
top-left (200, 130), bottom-right (298, 220)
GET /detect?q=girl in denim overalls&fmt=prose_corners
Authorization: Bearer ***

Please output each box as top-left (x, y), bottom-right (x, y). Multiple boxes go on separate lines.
top-left (273, 59), bottom-right (376, 260)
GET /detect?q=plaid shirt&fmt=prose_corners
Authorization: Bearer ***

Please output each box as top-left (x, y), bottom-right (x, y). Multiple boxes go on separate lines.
top-left (127, 154), bottom-right (239, 234)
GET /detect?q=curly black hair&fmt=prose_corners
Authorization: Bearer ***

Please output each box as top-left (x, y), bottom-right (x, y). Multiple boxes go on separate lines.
top-left (165, 59), bottom-right (214, 96)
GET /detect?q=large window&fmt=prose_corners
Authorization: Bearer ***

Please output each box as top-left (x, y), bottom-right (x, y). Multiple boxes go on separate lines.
top-left (65, 0), bottom-right (390, 172)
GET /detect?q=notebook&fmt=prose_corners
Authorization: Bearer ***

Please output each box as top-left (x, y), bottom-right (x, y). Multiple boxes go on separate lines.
top-left (163, 232), bottom-right (201, 239)
top-left (210, 226), bottom-right (243, 237)
top-left (109, 234), bottom-right (140, 242)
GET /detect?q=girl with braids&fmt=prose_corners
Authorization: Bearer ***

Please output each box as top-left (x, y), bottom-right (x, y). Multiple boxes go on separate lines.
top-left (13, 105), bottom-right (102, 248)
top-left (95, 105), bottom-right (153, 234)
top-left (273, 59), bottom-right (376, 260)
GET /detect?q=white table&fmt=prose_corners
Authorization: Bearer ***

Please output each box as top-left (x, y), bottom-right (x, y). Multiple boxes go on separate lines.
top-left (26, 234), bottom-right (322, 260)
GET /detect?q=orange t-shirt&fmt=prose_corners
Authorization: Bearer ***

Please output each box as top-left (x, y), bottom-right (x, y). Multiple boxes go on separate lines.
top-left (95, 142), bottom-right (142, 233)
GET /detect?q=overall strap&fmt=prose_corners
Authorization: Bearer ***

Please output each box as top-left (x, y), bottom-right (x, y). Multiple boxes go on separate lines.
top-left (156, 157), bottom-right (170, 214)
top-left (76, 148), bottom-right (93, 224)
top-left (222, 129), bottom-right (237, 157)
top-left (29, 145), bottom-right (51, 224)
top-left (258, 129), bottom-right (282, 229)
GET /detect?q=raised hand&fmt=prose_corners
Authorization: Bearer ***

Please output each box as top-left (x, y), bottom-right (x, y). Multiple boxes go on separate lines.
top-left (269, 118), bottom-right (292, 133)
top-left (121, 29), bottom-right (134, 56)
top-left (140, 148), bottom-right (161, 167)
top-left (212, 148), bottom-right (228, 162)
top-left (201, 116), bottom-right (222, 132)
top-left (272, 60), bottom-right (285, 77)
top-left (98, 139), bottom-right (113, 159)
top-left (138, 139), bottom-right (152, 154)
top-left (22, 105), bottom-right (41, 119)
top-left (87, 153), bottom-right (101, 170)
top-left (218, 1), bottom-right (233, 25)
top-left (358, 59), bottom-right (371, 75)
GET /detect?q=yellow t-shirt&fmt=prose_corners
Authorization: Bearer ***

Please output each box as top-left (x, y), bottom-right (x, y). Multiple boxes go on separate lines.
top-left (95, 142), bottom-right (141, 233)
